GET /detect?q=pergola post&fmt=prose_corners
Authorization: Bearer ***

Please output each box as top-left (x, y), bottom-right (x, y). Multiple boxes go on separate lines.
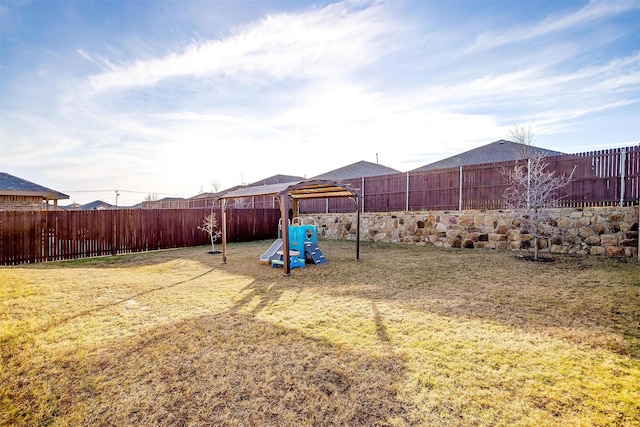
top-left (292, 198), bottom-right (299, 221)
top-left (280, 195), bottom-right (291, 276)
top-left (221, 198), bottom-right (227, 264)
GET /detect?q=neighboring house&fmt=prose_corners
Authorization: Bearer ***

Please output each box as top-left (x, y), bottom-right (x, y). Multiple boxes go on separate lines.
top-left (61, 202), bottom-right (83, 210)
top-left (312, 160), bottom-right (400, 181)
top-left (79, 200), bottom-right (115, 210)
top-left (0, 172), bottom-right (69, 211)
top-left (246, 174), bottom-right (305, 187)
top-left (411, 140), bottom-right (565, 172)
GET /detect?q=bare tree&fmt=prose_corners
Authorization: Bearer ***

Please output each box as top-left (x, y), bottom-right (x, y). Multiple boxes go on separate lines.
top-left (503, 155), bottom-right (575, 261)
top-left (198, 206), bottom-right (223, 254)
top-left (211, 180), bottom-right (221, 193)
top-left (144, 193), bottom-right (159, 202)
top-left (508, 122), bottom-right (536, 160)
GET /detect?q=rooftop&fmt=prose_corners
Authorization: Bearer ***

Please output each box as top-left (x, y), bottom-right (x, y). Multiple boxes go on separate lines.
top-left (412, 140), bottom-right (565, 172)
top-left (0, 172), bottom-right (69, 200)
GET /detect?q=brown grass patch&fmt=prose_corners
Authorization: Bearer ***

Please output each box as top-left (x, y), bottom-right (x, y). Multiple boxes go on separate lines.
top-left (1, 240), bottom-right (639, 426)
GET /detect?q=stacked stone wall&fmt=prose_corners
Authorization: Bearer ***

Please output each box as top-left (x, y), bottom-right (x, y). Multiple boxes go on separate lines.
top-left (305, 206), bottom-right (639, 259)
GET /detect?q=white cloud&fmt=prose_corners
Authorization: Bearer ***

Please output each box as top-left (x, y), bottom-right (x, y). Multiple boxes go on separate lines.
top-left (471, 0), bottom-right (639, 51)
top-left (85, 1), bottom-right (395, 93)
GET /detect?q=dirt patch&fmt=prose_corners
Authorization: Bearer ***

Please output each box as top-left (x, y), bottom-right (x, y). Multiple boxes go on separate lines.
top-left (515, 255), bottom-right (555, 262)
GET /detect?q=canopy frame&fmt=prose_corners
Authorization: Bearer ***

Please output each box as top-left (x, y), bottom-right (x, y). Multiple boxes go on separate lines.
top-left (218, 179), bottom-right (361, 276)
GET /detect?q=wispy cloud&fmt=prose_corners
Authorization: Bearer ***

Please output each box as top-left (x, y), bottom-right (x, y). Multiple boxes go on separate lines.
top-left (86, 1), bottom-right (395, 93)
top-left (414, 49), bottom-right (640, 115)
top-left (470, 0), bottom-right (639, 52)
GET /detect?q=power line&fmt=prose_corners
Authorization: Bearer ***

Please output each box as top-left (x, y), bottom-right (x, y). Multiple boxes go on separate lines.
top-left (62, 189), bottom-right (191, 197)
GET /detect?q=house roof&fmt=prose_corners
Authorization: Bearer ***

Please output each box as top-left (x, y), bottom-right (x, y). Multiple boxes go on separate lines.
top-left (313, 160), bottom-right (400, 181)
top-left (411, 140), bottom-right (565, 172)
top-left (188, 192), bottom-right (220, 200)
top-left (0, 172), bottom-right (69, 200)
top-left (247, 174), bottom-right (305, 187)
top-left (61, 202), bottom-right (83, 210)
top-left (80, 200), bottom-right (115, 210)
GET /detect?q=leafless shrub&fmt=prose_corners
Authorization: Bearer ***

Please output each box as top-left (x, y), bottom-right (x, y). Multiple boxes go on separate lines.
top-left (503, 155), bottom-right (575, 260)
top-left (198, 206), bottom-right (222, 253)
top-left (502, 124), bottom-right (578, 260)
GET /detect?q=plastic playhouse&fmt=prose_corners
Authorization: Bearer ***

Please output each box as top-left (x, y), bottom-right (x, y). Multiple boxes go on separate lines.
top-left (260, 218), bottom-right (327, 269)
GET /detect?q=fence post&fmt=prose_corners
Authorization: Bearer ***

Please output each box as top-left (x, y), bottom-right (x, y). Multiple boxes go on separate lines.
top-left (620, 148), bottom-right (626, 207)
top-left (527, 158), bottom-right (531, 209)
top-left (361, 176), bottom-right (365, 213)
top-left (406, 172), bottom-right (409, 212)
top-left (459, 166), bottom-right (463, 211)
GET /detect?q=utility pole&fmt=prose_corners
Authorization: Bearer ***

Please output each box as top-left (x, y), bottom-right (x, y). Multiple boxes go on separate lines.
top-left (115, 190), bottom-right (120, 206)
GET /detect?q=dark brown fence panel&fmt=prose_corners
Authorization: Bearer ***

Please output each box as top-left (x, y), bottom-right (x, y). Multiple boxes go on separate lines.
top-left (626, 146), bottom-right (640, 203)
top-left (363, 173), bottom-right (407, 212)
top-left (554, 148), bottom-right (629, 207)
top-left (253, 208), bottom-right (281, 239)
top-left (299, 198), bottom-right (326, 214)
top-left (0, 208), bottom-right (280, 265)
top-left (410, 168), bottom-right (460, 210)
top-left (326, 178), bottom-right (360, 213)
top-left (223, 208), bottom-right (280, 244)
top-left (460, 162), bottom-right (511, 210)
top-left (553, 154), bottom-right (593, 206)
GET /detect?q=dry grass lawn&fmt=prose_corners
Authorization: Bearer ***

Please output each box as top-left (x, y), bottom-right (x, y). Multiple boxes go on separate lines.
top-left (1, 240), bottom-right (639, 426)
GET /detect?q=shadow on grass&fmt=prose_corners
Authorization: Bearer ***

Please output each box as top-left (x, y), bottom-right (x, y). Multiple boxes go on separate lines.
top-left (229, 281), bottom-right (287, 315)
top-left (6, 239), bottom-right (640, 360)
top-left (280, 242), bottom-right (640, 360)
top-left (4, 312), bottom-right (415, 426)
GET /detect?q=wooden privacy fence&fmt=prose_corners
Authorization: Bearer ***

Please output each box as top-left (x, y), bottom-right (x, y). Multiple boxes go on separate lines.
top-left (228, 146), bottom-right (639, 213)
top-left (0, 208), bottom-right (280, 265)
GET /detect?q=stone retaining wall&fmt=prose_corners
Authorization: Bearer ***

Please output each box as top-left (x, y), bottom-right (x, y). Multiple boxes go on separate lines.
top-left (305, 206), bottom-right (639, 259)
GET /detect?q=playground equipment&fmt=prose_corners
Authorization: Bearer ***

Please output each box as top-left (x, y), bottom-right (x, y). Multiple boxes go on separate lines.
top-left (262, 217), bottom-right (327, 269)
top-left (259, 219), bottom-right (287, 264)
top-left (259, 238), bottom-right (282, 263)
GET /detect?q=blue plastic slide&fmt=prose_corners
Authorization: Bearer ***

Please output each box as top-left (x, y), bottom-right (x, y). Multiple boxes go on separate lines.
top-left (260, 238), bottom-right (283, 263)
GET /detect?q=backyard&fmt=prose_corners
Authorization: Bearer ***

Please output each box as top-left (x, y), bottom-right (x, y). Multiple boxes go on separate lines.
top-left (1, 240), bottom-right (639, 426)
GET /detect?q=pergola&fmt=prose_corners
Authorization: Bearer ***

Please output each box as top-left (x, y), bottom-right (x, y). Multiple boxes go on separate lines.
top-left (218, 179), bottom-right (361, 275)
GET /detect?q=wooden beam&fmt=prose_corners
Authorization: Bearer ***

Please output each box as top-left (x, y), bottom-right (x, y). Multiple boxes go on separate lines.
top-left (221, 199), bottom-right (227, 264)
top-left (280, 195), bottom-right (291, 276)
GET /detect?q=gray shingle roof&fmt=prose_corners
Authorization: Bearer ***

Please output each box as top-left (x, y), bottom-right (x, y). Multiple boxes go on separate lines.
top-left (247, 174), bottom-right (305, 187)
top-left (412, 140), bottom-right (565, 172)
top-left (80, 200), bottom-right (115, 210)
top-left (313, 161), bottom-right (399, 181)
top-left (0, 172), bottom-right (69, 200)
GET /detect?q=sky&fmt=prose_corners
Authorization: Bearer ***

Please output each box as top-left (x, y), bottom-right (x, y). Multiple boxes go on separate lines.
top-left (1, 0), bottom-right (639, 207)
